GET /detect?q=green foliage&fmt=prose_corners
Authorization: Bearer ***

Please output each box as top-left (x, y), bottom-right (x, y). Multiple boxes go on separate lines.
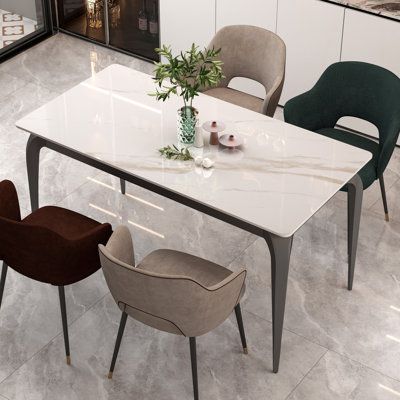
top-left (151, 43), bottom-right (224, 108)
top-left (158, 145), bottom-right (194, 161)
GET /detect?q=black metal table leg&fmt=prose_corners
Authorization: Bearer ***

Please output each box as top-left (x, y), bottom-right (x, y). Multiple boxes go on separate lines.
top-left (347, 174), bottom-right (363, 291)
top-left (120, 179), bottom-right (126, 195)
top-left (26, 134), bottom-right (46, 212)
top-left (264, 233), bottom-right (293, 373)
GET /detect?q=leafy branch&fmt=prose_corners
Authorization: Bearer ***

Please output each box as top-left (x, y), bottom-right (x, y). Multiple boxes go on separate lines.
top-left (158, 145), bottom-right (194, 161)
top-left (150, 44), bottom-right (224, 109)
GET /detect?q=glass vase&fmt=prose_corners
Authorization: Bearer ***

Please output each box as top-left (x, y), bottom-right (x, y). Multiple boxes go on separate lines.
top-left (177, 106), bottom-right (198, 145)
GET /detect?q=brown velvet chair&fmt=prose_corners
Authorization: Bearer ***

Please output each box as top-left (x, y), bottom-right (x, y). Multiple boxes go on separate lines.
top-left (203, 25), bottom-right (286, 117)
top-left (0, 180), bottom-right (112, 364)
top-left (99, 226), bottom-right (248, 400)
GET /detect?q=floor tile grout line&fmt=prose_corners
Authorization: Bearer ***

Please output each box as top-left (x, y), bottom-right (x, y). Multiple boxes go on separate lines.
top-left (54, 170), bottom-right (103, 207)
top-left (284, 349), bottom-right (329, 400)
top-left (329, 348), bottom-right (400, 385)
top-left (243, 307), bottom-right (400, 386)
top-left (0, 291), bottom-right (109, 387)
top-left (367, 174), bottom-right (400, 211)
top-left (226, 235), bottom-right (258, 268)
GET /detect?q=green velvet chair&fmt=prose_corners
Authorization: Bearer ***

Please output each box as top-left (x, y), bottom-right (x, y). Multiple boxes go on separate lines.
top-left (284, 61), bottom-right (400, 221)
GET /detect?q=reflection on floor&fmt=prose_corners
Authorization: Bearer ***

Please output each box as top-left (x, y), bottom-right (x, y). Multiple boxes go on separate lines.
top-left (0, 33), bottom-right (400, 399)
top-left (0, 9), bottom-right (36, 49)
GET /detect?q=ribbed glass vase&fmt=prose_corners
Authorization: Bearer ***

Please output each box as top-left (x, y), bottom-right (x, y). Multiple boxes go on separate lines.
top-left (177, 107), bottom-right (198, 145)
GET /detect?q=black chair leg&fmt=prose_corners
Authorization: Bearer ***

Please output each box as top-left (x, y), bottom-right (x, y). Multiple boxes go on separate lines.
top-left (189, 337), bottom-right (199, 400)
top-left (0, 262), bottom-right (8, 310)
top-left (379, 175), bottom-right (389, 222)
top-left (108, 311), bottom-right (128, 379)
top-left (58, 286), bottom-right (71, 365)
top-left (120, 179), bottom-right (126, 195)
top-left (234, 304), bottom-right (248, 354)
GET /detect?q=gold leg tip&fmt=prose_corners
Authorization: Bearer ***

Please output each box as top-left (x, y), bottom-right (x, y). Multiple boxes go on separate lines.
top-left (243, 347), bottom-right (248, 355)
top-left (66, 356), bottom-right (71, 365)
top-left (385, 213), bottom-right (389, 222)
top-left (108, 372), bottom-right (113, 379)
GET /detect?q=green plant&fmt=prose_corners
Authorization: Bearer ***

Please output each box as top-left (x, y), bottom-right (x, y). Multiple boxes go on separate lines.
top-left (158, 145), bottom-right (194, 161)
top-left (151, 44), bottom-right (224, 110)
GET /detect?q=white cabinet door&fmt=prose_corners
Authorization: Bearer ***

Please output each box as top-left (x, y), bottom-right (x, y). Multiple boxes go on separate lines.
top-left (216, 0), bottom-right (277, 32)
top-left (216, 0), bottom-right (278, 100)
top-left (340, 9), bottom-right (400, 141)
top-left (160, 0), bottom-right (216, 54)
top-left (277, 0), bottom-right (344, 105)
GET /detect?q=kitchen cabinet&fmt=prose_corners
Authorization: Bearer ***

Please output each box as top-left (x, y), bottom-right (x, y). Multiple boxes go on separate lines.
top-left (160, 0), bottom-right (215, 54)
top-left (277, 0), bottom-right (344, 105)
top-left (339, 9), bottom-right (400, 141)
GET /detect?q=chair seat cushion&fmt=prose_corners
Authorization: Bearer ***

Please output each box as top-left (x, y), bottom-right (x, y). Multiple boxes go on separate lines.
top-left (23, 206), bottom-right (100, 240)
top-left (317, 128), bottom-right (379, 190)
top-left (138, 249), bottom-right (235, 288)
top-left (203, 87), bottom-right (263, 114)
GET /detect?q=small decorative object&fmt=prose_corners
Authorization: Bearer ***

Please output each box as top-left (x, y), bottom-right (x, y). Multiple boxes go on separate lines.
top-left (194, 125), bottom-right (204, 148)
top-left (194, 156), bottom-right (203, 167)
top-left (151, 44), bottom-right (224, 145)
top-left (202, 120), bottom-right (226, 145)
top-left (201, 158), bottom-right (215, 169)
top-left (158, 145), bottom-right (193, 161)
top-left (219, 133), bottom-right (243, 148)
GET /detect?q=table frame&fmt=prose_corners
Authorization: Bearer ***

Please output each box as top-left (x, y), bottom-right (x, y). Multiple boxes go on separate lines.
top-left (26, 133), bottom-right (363, 373)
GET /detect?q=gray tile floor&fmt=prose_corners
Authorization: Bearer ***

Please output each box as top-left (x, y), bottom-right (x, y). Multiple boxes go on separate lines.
top-left (0, 33), bottom-right (400, 400)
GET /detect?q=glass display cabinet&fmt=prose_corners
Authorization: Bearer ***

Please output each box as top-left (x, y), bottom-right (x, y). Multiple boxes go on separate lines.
top-left (56, 0), bottom-right (159, 61)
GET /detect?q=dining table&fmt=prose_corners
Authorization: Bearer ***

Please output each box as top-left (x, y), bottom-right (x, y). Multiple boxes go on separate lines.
top-left (16, 64), bottom-right (371, 373)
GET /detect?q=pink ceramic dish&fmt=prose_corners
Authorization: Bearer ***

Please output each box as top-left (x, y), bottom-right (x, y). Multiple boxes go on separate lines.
top-left (219, 133), bottom-right (243, 148)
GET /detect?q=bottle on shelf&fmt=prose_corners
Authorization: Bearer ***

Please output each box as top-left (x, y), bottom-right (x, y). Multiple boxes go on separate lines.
top-left (148, 1), bottom-right (158, 36)
top-left (138, 0), bottom-right (148, 33)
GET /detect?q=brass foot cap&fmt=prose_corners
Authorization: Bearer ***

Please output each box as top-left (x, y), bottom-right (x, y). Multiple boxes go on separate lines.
top-left (108, 372), bottom-right (113, 379)
top-left (243, 347), bottom-right (248, 355)
top-left (385, 213), bottom-right (389, 222)
top-left (66, 356), bottom-right (71, 365)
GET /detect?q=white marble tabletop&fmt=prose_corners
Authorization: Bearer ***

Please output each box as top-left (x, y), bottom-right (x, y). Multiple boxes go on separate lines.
top-left (16, 64), bottom-right (371, 238)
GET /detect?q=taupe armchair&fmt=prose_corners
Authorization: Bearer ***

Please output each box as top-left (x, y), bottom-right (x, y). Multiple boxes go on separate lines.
top-left (203, 25), bottom-right (286, 117)
top-left (99, 226), bottom-right (247, 400)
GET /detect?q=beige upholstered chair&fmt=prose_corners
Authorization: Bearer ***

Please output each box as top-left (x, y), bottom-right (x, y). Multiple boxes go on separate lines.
top-left (99, 226), bottom-right (247, 400)
top-left (203, 25), bottom-right (286, 117)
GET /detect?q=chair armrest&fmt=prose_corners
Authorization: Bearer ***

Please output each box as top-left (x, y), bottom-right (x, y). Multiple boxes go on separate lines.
top-left (0, 180), bottom-right (21, 221)
top-left (263, 75), bottom-right (285, 117)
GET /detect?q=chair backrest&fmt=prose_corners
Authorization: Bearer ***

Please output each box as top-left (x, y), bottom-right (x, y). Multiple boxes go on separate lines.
top-left (0, 180), bottom-right (111, 285)
top-left (99, 226), bottom-right (246, 337)
top-left (311, 62), bottom-right (400, 142)
top-left (208, 25), bottom-right (286, 116)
